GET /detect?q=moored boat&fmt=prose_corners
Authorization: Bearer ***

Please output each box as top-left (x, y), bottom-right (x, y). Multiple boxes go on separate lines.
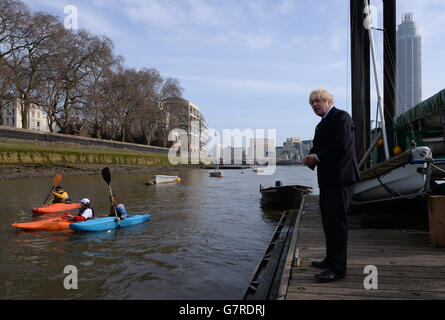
top-left (353, 146), bottom-right (432, 204)
top-left (209, 171), bottom-right (223, 178)
top-left (146, 175), bottom-right (180, 185)
top-left (260, 181), bottom-right (312, 210)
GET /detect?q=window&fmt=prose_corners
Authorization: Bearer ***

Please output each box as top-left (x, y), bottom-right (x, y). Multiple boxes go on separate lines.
top-left (37, 121), bottom-right (40, 127)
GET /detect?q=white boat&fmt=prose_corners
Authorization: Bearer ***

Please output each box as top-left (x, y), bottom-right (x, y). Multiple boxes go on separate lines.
top-left (352, 3), bottom-right (434, 206)
top-left (353, 147), bottom-right (432, 203)
top-left (146, 175), bottom-right (180, 185)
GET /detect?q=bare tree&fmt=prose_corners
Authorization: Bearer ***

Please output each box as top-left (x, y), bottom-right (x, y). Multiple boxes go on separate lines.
top-left (156, 78), bottom-right (186, 147)
top-left (0, 0), bottom-right (30, 125)
top-left (80, 36), bottom-right (114, 138)
top-left (5, 10), bottom-right (61, 129)
top-left (0, 0), bottom-right (188, 149)
top-left (103, 66), bottom-right (143, 142)
top-left (133, 68), bottom-right (163, 145)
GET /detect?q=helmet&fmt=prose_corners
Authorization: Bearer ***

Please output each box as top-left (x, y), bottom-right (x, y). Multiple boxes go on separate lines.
top-left (79, 198), bottom-right (90, 205)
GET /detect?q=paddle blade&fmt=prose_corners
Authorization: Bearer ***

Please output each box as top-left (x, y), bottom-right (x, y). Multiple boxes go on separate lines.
top-left (101, 167), bottom-right (111, 185)
top-left (53, 174), bottom-right (63, 186)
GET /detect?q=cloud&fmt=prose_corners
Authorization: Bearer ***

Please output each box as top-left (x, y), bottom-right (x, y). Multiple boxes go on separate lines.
top-left (277, 0), bottom-right (296, 15)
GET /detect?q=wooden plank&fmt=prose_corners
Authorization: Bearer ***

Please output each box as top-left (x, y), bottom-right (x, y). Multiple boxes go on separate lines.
top-left (244, 210), bottom-right (297, 299)
top-left (267, 210), bottom-right (299, 299)
top-left (292, 266), bottom-right (445, 279)
top-left (285, 292), bottom-right (386, 300)
top-left (289, 277), bottom-right (445, 292)
top-left (276, 200), bottom-right (306, 299)
top-left (281, 195), bottom-right (445, 300)
top-left (286, 283), bottom-right (445, 299)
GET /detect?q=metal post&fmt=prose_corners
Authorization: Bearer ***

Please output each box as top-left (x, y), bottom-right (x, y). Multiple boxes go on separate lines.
top-left (383, 0), bottom-right (397, 126)
top-left (350, 0), bottom-right (371, 166)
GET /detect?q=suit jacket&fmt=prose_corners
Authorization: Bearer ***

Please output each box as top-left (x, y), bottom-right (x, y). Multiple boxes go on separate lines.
top-left (309, 107), bottom-right (360, 188)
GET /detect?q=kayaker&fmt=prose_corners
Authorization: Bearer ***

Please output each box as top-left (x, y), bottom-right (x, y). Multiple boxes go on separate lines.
top-left (108, 195), bottom-right (127, 221)
top-left (68, 198), bottom-right (94, 221)
top-left (49, 185), bottom-right (71, 204)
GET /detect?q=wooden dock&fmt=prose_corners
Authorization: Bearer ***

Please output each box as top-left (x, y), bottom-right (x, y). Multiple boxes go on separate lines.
top-left (278, 195), bottom-right (445, 299)
top-left (245, 195), bottom-right (445, 300)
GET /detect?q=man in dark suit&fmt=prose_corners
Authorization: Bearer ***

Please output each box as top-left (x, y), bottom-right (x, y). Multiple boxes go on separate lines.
top-left (303, 88), bottom-right (360, 282)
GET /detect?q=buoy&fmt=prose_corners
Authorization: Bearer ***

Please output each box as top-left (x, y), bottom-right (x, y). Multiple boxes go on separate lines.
top-left (377, 139), bottom-right (383, 147)
top-left (393, 145), bottom-right (402, 155)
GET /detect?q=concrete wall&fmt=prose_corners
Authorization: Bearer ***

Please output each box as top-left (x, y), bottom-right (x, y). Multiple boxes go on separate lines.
top-left (0, 125), bottom-right (169, 154)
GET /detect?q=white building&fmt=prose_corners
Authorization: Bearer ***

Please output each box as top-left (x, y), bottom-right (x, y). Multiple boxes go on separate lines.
top-left (162, 97), bottom-right (209, 159)
top-left (1, 99), bottom-right (50, 132)
top-left (397, 13), bottom-right (422, 116)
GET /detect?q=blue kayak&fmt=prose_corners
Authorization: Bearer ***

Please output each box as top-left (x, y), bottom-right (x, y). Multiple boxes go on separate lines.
top-left (70, 214), bottom-right (151, 232)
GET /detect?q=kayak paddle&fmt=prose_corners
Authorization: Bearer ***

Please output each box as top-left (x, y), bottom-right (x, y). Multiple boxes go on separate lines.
top-left (42, 174), bottom-right (63, 206)
top-left (101, 167), bottom-right (120, 227)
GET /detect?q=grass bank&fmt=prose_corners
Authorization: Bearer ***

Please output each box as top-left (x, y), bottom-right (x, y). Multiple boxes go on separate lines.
top-left (0, 138), bottom-right (185, 180)
top-left (0, 139), bottom-right (170, 167)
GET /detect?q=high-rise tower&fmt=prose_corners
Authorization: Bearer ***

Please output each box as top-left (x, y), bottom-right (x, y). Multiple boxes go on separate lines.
top-left (396, 13), bottom-right (422, 116)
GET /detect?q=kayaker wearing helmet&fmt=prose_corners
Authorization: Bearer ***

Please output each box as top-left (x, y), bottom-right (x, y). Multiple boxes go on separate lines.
top-left (49, 185), bottom-right (71, 204)
top-left (108, 195), bottom-right (127, 221)
top-left (69, 198), bottom-right (94, 222)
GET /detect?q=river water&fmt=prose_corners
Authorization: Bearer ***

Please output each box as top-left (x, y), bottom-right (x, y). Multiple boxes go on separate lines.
top-left (1, 166), bottom-right (317, 300)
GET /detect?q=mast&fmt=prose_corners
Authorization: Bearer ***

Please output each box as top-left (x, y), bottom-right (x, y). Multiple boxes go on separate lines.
top-left (383, 0), bottom-right (397, 127)
top-left (364, 0), bottom-right (390, 160)
top-left (350, 0), bottom-right (371, 166)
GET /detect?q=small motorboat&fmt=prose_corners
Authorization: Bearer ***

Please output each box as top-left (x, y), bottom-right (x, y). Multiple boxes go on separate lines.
top-left (146, 175), bottom-right (181, 185)
top-left (209, 171), bottom-right (223, 178)
top-left (209, 161), bottom-right (223, 178)
top-left (260, 181), bottom-right (313, 210)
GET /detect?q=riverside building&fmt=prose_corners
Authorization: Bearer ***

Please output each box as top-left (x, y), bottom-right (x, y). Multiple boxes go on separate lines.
top-left (397, 12), bottom-right (422, 116)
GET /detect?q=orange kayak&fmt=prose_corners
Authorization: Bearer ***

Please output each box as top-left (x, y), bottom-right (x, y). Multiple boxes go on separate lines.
top-left (12, 217), bottom-right (73, 231)
top-left (32, 203), bottom-right (81, 214)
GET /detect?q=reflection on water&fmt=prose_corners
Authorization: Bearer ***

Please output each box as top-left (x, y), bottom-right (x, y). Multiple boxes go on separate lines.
top-left (0, 166), bottom-right (317, 299)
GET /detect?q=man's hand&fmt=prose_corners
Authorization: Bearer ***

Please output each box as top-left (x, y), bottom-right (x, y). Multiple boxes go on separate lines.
top-left (303, 154), bottom-right (318, 167)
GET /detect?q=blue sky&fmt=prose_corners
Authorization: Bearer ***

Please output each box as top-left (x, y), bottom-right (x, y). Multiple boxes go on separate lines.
top-left (23, 0), bottom-right (445, 146)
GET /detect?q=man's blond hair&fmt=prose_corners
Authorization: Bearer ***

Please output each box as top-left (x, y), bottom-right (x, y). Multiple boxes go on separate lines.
top-left (309, 88), bottom-right (334, 106)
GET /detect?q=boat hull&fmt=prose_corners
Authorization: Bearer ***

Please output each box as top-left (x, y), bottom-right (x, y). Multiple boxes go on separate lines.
top-left (32, 203), bottom-right (81, 214)
top-left (209, 172), bottom-right (223, 177)
top-left (353, 162), bottom-right (426, 202)
top-left (70, 214), bottom-right (151, 232)
top-left (260, 185), bottom-right (312, 210)
top-left (12, 217), bottom-right (72, 231)
top-left (155, 175), bottom-right (179, 184)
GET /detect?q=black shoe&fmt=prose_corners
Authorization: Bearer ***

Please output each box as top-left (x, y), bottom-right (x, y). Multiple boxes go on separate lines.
top-left (315, 269), bottom-right (345, 282)
top-left (311, 259), bottom-right (328, 269)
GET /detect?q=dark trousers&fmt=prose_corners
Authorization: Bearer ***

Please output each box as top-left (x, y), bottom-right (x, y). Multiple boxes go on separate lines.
top-left (319, 184), bottom-right (355, 274)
